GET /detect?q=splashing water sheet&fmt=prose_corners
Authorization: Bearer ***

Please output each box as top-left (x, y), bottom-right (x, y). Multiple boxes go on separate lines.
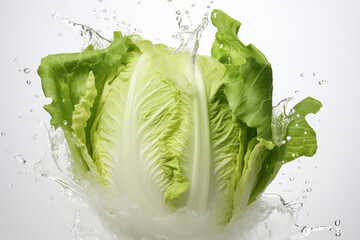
top-left (26, 124), bottom-right (336, 240)
top-left (3, 0), bottom-right (359, 239)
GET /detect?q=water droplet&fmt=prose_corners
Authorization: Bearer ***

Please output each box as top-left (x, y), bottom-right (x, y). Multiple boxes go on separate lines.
top-left (303, 139), bottom-right (306, 142)
top-left (295, 123), bottom-right (299, 127)
top-left (335, 219), bottom-right (341, 226)
top-left (185, 10), bottom-right (189, 14)
top-left (13, 58), bottom-right (17, 64)
top-left (9, 183), bottom-right (13, 187)
top-left (35, 95), bottom-right (39, 98)
top-left (103, 9), bottom-right (107, 13)
top-left (63, 120), bottom-right (68, 125)
top-left (1, 132), bottom-right (5, 136)
top-left (134, 27), bottom-right (142, 33)
top-left (298, 166), bottom-right (301, 169)
top-left (16, 155), bottom-right (27, 165)
top-left (313, 72), bottom-right (316, 76)
top-left (40, 172), bottom-right (49, 178)
top-left (176, 10), bottom-right (180, 15)
top-left (292, 153), bottom-right (296, 157)
top-left (305, 180), bottom-right (309, 184)
top-left (61, 98), bottom-right (65, 102)
top-left (29, 109), bottom-right (33, 113)
top-left (49, 197), bottom-right (54, 203)
top-left (26, 80), bottom-right (31, 85)
top-left (137, 1), bottom-right (141, 4)
top-left (281, 140), bottom-right (286, 145)
top-left (300, 73), bottom-right (305, 77)
top-left (23, 68), bottom-right (30, 74)
top-left (306, 188), bottom-right (312, 192)
top-left (58, 32), bottom-right (63, 37)
top-left (33, 134), bottom-right (38, 140)
top-left (296, 113), bottom-right (300, 118)
top-left (318, 79), bottom-right (326, 85)
top-left (335, 231), bottom-right (341, 237)
top-left (167, 0), bottom-right (172, 2)
top-left (286, 136), bottom-right (291, 140)
top-left (289, 177), bottom-right (294, 181)
top-left (304, 131), bottom-right (307, 135)
top-left (98, 0), bottom-right (102, 2)
top-left (207, 5), bottom-right (211, 8)
top-left (52, 145), bottom-right (58, 150)
top-left (191, 4), bottom-right (195, 7)
top-left (295, 90), bottom-right (300, 94)
top-left (210, 0), bottom-right (214, 3)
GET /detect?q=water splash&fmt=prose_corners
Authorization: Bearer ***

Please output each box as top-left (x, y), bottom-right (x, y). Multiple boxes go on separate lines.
top-left (271, 97), bottom-right (297, 146)
top-left (52, 13), bottom-right (111, 50)
top-left (172, 13), bottom-right (209, 61)
top-left (20, 124), bottom-right (340, 240)
top-left (300, 225), bottom-right (341, 238)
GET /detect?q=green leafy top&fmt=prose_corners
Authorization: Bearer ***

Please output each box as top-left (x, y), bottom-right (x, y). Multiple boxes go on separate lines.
top-left (211, 9), bottom-right (274, 143)
top-left (210, 9), bottom-right (321, 216)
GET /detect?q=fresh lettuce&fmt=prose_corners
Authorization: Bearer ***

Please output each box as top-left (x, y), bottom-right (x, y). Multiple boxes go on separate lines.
top-left (38, 9), bottom-right (321, 224)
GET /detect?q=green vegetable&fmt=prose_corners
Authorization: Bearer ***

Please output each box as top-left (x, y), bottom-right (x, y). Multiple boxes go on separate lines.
top-left (38, 9), bottom-right (321, 224)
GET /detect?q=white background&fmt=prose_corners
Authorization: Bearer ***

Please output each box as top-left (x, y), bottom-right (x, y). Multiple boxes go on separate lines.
top-left (0, 0), bottom-right (359, 239)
